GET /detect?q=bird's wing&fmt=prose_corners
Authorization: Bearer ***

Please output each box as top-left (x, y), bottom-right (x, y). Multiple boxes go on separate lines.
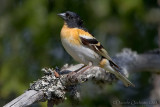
top-left (79, 35), bottom-right (120, 69)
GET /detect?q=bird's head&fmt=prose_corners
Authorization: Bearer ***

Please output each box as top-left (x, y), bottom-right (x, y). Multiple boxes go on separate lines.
top-left (57, 11), bottom-right (84, 28)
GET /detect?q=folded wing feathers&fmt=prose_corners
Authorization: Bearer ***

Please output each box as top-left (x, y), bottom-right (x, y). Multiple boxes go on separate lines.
top-left (80, 35), bottom-right (120, 70)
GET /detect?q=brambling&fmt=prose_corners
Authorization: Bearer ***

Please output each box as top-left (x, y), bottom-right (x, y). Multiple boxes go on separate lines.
top-left (58, 11), bottom-right (134, 87)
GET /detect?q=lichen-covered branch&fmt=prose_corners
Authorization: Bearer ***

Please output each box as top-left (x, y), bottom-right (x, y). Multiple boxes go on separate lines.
top-left (3, 48), bottom-right (160, 107)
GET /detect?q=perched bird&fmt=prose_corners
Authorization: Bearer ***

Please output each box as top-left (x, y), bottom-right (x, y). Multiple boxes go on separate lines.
top-left (58, 11), bottom-right (134, 87)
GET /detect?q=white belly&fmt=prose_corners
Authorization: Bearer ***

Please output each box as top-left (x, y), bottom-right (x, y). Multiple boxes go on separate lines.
top-left (61, 38), bottom-right (101, 65)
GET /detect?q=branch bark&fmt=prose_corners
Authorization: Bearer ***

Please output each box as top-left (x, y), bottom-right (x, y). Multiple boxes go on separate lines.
top-left (4, 90), bottom-right (44, 107)
top-left (3, 48), bottom-right (160, 107)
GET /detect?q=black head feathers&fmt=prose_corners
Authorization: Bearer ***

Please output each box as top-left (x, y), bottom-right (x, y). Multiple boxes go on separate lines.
top-left (58, 11), bottom-right (86, 30)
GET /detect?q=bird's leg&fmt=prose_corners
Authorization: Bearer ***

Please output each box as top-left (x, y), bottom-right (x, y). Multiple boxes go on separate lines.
top-left (68, 62), bottom-right (93, 80)
top-left (74, 65), bottom-right (87, 73)
top-left (68, 65), bottom-right (87, 77)
top-left (74, 62), bottom-right (93, 76)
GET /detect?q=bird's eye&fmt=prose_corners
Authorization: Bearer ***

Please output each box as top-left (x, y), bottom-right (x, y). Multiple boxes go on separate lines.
top-left (66, 13), bottom-right (73, 19)
top-left (66, 13), bottom-right (69, 17)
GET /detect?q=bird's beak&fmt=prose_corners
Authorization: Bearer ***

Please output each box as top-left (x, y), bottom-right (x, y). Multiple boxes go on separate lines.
top-left (57, 13), bottom-right (66, 19)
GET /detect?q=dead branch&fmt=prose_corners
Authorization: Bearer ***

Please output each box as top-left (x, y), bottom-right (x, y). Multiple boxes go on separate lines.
top-left (3, 90), bottom-right (44, 107)
top-left (3, 48), bottom-right (160, 107)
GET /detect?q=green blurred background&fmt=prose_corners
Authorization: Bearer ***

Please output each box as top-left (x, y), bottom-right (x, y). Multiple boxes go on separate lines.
top-left (0, 0), bottom-right (159, 107)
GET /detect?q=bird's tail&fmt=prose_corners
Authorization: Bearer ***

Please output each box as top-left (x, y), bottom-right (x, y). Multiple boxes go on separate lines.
top-left (112, 70), bottom-right (135, 87)
top-left (101, 59), bottom-right (135, 87)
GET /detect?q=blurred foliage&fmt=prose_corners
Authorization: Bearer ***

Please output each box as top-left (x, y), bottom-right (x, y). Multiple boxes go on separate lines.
top-left (0, 0), bottom-right (159, 106)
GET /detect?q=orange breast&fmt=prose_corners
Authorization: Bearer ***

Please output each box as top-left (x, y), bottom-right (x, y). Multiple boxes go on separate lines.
top-left (60, 23), bottom-right (92, 46)
top-left (61, 24), bottom-right (81, 46)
